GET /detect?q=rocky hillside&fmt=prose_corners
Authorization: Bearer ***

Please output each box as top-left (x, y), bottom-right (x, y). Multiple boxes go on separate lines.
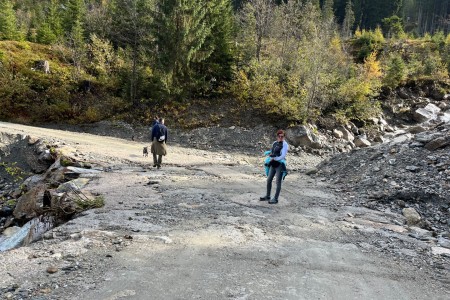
top-left (316, 122), bottom-right (449, 231)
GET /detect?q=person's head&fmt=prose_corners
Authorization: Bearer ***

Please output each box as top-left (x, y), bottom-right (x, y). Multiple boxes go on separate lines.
top-left (159, 117), bottom-right (165, 124)
top-left (276, 129), bottom-right (285, 141)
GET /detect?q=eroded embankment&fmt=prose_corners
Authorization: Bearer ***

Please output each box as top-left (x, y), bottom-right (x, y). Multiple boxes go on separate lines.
top-left (0, 133), bottom-right (102, 251)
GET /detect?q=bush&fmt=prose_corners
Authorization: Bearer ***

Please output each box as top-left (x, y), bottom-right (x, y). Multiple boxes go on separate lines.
top-left (353, 28), bottom-right (385, 62)
top-left (383, 53), bottom-right (406, 89)
top-left (335, 53), bottom-right (382, 123)
top-left (230, 68), bottom-right (307, 122)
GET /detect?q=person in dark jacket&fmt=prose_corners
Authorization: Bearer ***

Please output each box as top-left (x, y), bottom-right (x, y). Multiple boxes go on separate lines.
top-left (260, 129), bottom-right (289, 204)
top-left (150, 116), bottom-right (159, 132)
top-left (150, 118), bottom-right (168, 169)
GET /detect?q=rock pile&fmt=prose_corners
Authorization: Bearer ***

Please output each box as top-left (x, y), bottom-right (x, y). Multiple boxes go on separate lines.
top-left (316, 121), bottom-right (449, 237)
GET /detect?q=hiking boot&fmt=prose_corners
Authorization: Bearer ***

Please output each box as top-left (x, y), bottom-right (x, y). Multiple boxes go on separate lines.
top-left (259, 195), bottom-right (270, 201)
top-left (268, 198), bottom-right (278, 204)
top-left (153, 164), bottom-right (157, 167)
top-left (157, 165), bottom-right (161, 169)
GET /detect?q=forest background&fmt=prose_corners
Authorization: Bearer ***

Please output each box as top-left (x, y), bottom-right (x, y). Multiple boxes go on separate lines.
top-left (0, 0), bottom-right (449, 128)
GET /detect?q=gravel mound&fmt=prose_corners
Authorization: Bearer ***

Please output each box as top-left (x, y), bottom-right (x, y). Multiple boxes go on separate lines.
top-left (316, 122), bottom-right (450, 235)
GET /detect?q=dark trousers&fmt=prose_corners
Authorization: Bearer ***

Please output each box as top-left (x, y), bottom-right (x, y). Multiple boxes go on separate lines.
top-left (266, 165), bottom-right (282, 200)
top-left (153, 153), bottom-right (162, 166)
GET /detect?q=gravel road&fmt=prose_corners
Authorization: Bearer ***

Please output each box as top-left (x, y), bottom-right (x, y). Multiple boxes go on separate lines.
top-left (0, 121), bottom-right (448, 300)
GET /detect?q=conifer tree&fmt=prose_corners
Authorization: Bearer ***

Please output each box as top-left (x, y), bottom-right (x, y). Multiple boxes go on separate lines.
top-left (66, 19), bottom-right (86, 79)
top-left (35, 0), bottom-right (64, 44)
top-left (195, 0), bottom-right (235, 84)
top-left (36, 21), bottom-right (57, 44)
top-left (342, 0), bottom-right (355, 38)
top-left (153, 0), bottom-right (232, 97)
top-left (63, 0), bottom-right (86, 34)
top-left (0, 0), bottom-right (20, 40)
top-left (109, 0), bottom-right (153, 106)
top-left (322, 0), bottom-right (334, 22)
top-left (48, 0), bottom-right (63, 39)
top-left (309, 0), bottom-right (320, 9)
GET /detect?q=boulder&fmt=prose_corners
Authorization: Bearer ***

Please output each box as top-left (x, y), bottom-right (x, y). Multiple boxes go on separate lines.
top-left (354, 136), bottom-right (371, 148)
top-left (13, 184), bottom-right (46, 220)
top-left (424, 137), bottom-right (449, 151)
top-left (414, 132), bottom-right (443, 143)
top-left (408, 126), bottom-right (426, 134)
top-left (402, 207), bottom-right (421, 226)
top-left (339, 126), bottom-right (354, 142)
top-left (286, 125), bottom-right (323, 149)
top-left (413, 103), bottom-right (441, 123)
top-left (333, 129), bottom-right (344, 139)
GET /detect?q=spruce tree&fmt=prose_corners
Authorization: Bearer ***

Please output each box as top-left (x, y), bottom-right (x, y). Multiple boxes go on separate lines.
top-left (36, 21), bottom-right (57, 44)
top-left (0, 0), bottom-right (20, 40)
top-left (109, 0), bottom-right (153, 106)
top-left (153, 0), bottom-right (232, 97)
top-left (322, 0), bottom-right (334, 22)
top-left (196, 0), bottom-right (235, 85)
top-left (63, 0), bottom-right (86, 34)
top-left (48, 0), bottom-right (63, 39)
top-left (342, 0), bottom-right (355, 38)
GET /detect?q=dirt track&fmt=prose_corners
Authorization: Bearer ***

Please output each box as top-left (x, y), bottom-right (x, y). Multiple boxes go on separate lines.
top-left (0, 121), bottom-right (448, 300)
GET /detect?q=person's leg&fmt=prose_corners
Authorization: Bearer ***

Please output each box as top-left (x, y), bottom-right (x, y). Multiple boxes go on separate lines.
top-left (273, 166), bottom-right (283, 201)
top-left (152, 152), bottom-right (157, 167)
top-left (157, 155), bottom-right (162, 168)
top-left (261, 166), bottom-right (276, 200)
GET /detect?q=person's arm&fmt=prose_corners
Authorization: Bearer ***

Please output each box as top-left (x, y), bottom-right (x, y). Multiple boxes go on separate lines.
top-left (151, 125), bottom-right (158, 141)
top-left (164, 127), bottom-right (168, 143)
top-left (274, 141), bottom-right (288, 161)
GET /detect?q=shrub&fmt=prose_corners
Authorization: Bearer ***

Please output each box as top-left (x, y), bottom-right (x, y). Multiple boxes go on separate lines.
top-left (383, 53), bottom-right (407, 88)
top-left (75, 196), bottom-right (105, 210)
top-left (352, 27), bottom-right (385, 62)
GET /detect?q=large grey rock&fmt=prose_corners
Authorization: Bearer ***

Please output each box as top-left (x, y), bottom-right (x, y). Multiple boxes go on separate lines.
top-left (286, 125), bottom-right (323, 149)
top-left (333, 129), bottom-right (344, 139)
top-left (340, 127), bottom-right (354, 142)
top-left (0, 216), bottom-right (54, 251)
top-left (354, 137), bottom-right (371, 148)
top-left (56, 178), bottom-right (91, 193)
top-left (413, 103), bottom-right (441, 123)
top-left (414, 132), bottom-right (443, 143)
top-left (408, 126), bottom-right (426, 134)
top-left (13, 184), bottom-right (46, 219)
top-left (402, 207), bottom-right (421, 226)
top-left (424, 137), bottom-right (449, 150)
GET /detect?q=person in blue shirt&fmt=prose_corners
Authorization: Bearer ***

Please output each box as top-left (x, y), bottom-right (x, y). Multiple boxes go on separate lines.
top-left (150, 118), bottom-right (168, 169)
top-left (151, 115), bottom-right (159, 127)
top-left (260, 129), bottom-right (288, 204)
